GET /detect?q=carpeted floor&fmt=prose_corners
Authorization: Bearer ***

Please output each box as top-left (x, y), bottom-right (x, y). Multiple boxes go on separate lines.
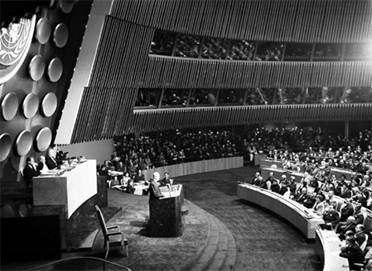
top-left (1, 165), bottom-right (323, 271)
top-left (93, 191), bottom-right (210, 271)
top-left (176, 166), bottom-right (322, 271)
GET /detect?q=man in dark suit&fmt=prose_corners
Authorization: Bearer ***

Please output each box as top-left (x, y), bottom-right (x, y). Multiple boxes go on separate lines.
top-left (46, 146), bottom-right (58, 169)
top-left (339, 236), bottom-right (364, 270)
top-left (23, 157), bottom-right (40, 189)
top-left (149, 172), bottom-right (164, 201)
top-left (159, 172), bottom-right (173, 187)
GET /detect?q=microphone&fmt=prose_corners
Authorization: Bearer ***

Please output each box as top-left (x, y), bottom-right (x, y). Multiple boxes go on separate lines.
top-left (167, 184), bottom-right (172, 197)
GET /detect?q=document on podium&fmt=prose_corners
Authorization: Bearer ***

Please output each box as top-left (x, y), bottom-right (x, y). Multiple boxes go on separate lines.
top-left (159, 184), bottom-right (182, 198)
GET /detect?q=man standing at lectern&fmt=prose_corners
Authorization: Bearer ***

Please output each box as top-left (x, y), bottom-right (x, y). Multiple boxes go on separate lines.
top-left (149, 172), bottom-right (164, 200)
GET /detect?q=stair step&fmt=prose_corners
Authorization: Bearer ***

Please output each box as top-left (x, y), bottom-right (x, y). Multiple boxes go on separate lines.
top-left (220, 223), bottom-right (237, 271)
top-left (190, 213), bottom-right (221, 271)
top-left (181, 203), bottom-right (237, 271)
top-left (206, 219), bottom-right (228, 271)
top-left (181, 205), bottom-right (214, 271)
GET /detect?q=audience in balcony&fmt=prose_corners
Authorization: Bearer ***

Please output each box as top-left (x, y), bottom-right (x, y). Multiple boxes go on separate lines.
top-left (149, 30), bottom-right (358, 62)
top-left (135, 87), bottom-right (372, 108)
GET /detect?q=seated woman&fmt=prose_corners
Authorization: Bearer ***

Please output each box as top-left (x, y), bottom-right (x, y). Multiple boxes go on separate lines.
top-left (111, 172), bottom-right (131, 191)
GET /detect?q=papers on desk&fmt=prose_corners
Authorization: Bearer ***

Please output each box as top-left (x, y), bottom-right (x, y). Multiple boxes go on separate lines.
top-left (160, 185), bottom-right (181, 198)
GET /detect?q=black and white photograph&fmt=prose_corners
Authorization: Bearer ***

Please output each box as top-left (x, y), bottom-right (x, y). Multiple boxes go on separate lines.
top-left (1, 0), bottom-right (372, 270)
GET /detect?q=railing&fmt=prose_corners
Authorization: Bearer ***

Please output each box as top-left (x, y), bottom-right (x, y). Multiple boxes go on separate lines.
top-left (71, 102), bottom-right (372, 142)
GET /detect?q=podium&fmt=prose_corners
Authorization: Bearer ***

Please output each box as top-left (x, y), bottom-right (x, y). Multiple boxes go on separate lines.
top-left (148, 184), bottom-right (183, 237)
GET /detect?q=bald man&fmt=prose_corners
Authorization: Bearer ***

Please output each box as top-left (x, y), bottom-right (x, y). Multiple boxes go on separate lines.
top-left (149, 172), bottom-right (164, 200)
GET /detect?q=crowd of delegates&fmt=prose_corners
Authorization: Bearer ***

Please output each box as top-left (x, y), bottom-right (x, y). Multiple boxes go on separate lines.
top-left (98, 126), bottom-right (371, 188)
top-left (150, 30), bottom-right (369, 61)
top-left (246, 131), bottom-right (372, 270)
top-left (135, 87), bottom-right (372, 107)
top-left (97, 129), bottom-right (241, 192)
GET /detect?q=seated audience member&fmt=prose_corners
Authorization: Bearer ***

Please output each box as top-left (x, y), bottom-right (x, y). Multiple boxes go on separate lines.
top-left (336, 216), bottom-right (357, 240)
top-left (337, 183), bottom-right (352, 198)
top-left (340, 199), bottom-right (355, 222)
top-left (322, 205), bottom-right (340, 226)
top-left (271, 179), bottom-right (280, 193)
top-left (149, 172), bottom-right (163, 200)
top-left (46, 145), bottom-right (59, 169)
top-left (159, 172), bottom-right (173, 187)
top-left (251, 172), bottom-right (263, 185)
top-left (262, 172), bottom-right (276, 190)
top-left (116, 161), bottom-right (126, 173)
top-left (98, 160), bottom-right (111, 176)
top-left (353, 204), bottom-right (365, 225)
top-left (339, 236), bottom-right (364, 271)
top-left (37, 155), bottom-right (49, 174)
top-left (121, 172), bottom-right (131, 187)
top-left (303, 192), bottom-right (317, 208)
top-left (23, 157), bottom-right (40, 189)
top-left (288, 176), bottom-right (297, 195)
top-left (296, 179), bottom-right (308, 195)
top-left (282, 186), bottom-right (292, 199)
top-left (313, 194), bottom-right (328, 215)
top-left (133, 169), bottom-right (146, 183)
top-left (355, 224), bottom-right (368, 252)
top-left (126, 179), bottom-right (135, 194)
top-left (294, 187), bottom-right (308, 204)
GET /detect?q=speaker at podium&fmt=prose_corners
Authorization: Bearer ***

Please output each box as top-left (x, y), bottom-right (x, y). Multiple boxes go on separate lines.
top-left (148, 184), bottom-right (184, 237)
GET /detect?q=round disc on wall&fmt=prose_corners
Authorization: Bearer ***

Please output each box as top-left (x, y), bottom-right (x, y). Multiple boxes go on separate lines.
top-left (29, 55), bottom-right (45, 81)
top-left (47, 57), bottom-right (63, 82)
top-left (41, 92), bottom-right (58, 117)
top-left (53, 23), bottom-right (69, 48)
top-left (15, 130), bottom-right (33, 156)
top-left (22, 93), bottom-right (39, 119)
top-left (35, 127), bottom-right (52, 152)
top-left (0, 133), bottom-right (12, 161)
top-left (1, 92), bottom-right (19, 121)
top-left (35, 17), bottom-right (51, 44)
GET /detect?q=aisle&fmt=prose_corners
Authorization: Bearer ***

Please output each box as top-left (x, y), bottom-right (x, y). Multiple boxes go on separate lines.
top-left (176, 166), bottom-right (322, 271)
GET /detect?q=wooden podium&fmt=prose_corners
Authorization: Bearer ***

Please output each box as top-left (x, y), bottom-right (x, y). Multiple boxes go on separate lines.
top-left (148, 184), bottom-right (183, 237)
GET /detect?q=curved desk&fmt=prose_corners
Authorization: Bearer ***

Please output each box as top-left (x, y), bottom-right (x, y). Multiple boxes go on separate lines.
top-left (143, 156), bottom-right (243, 181)
top-left (315, 227), bottom-right (349, 271)
top-left (237, 183), bottom-right (323, 239)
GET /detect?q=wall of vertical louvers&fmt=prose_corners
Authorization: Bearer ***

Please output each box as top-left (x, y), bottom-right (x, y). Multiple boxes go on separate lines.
top-left (71, 0), bottom-right (372, 142)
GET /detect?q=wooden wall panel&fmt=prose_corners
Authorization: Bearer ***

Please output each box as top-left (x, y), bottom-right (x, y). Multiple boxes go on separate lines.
top-left (110, 0), bottom-right (372, 42)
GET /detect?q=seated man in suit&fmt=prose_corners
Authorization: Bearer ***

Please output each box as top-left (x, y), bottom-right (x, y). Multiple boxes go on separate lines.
top-left (46, 146), bottom-right (59, 169)
top-left (339, 236), bottom-right (364, 270)
top-left (322, 205), bottom-right (340, 227)
top-left (336, 216), bottom-right (357, 240)
top-left (149, 172), bottom-right (164, 201)
top-left (23, 157), bottom-right (40, 189)
top-left (37, 155), bottom-right (49, 174)
top-left (159, 172), bottom-right (173, 187)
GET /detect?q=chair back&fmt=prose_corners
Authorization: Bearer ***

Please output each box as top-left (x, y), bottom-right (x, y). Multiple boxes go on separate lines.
top-left (95, 205), bottom-right (108, 236)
